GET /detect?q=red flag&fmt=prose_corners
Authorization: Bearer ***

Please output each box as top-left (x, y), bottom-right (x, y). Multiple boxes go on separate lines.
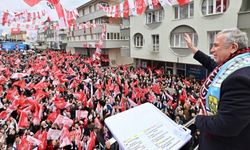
top-left (189, 95), bottom-right (197, 104)
top-left (23, 0), bottom-right (41, 7)
top-left (87, 98), bottom-right (94, 108)
top-left (183, 79), bottom-right (191, 87)
top-left (60, 127), bottom-right (71, 147)
top-left (0, 110), bottom-right (9, 119)
top-left (2, 11), bottom-right (9, 26)
top-left (95, 89), bottom-right (102, 100)
top-left (38, 131), bottom-right (48, 150)
top-left (48, 0), bottom-right (59, 5)
top-left (149, 93), bottom-right (156, 103)
top-left (177, 0), bottom-right (190, 6)
top-left (47, 111), bottom-right (59, 122)
top-left (53, 115), bottom-right (73, 127)
top-left (11, 28), bottom-right (21, 35)
top-left (152, 0), bottom-right (160, 9)
top-left (123, 0), bottom-right (129, 18)
top-left (76, 110), bottom-right (88, 120)
top-left (12, 80), bottom-right (26, 89)
top-left (0, 76), bottom-right (7, 85)
top-left (16, 136), bottom-right (32, 150)
top-left (68, 67), bottom-right (75, 75)
top-left (54, 96), bottom-right (67, 109)
top-left (155, 69), bottom-right (163, 76)
top-left (33, 103), bottom-right (43, 125)
top-left (82, 66), bottom-right (90, 73)
top-left (69, 80), bottom-right (78, 89)
top-left (87, 131), bottom-right (96, 150)
top-left (135, 0), bottom-right (146, 15)
top-left (54, 3), bottom-right (68, 28)
top-left (18, 111), bottom-right (29, 128)
top-left (124, 80), bottom-right (129, 96)
top-left (152, 84), bottom-right (161, 94)
top-left (114, 5), bottom-right (120, 18)
top-left (27, 135), bottom-right (41, 146)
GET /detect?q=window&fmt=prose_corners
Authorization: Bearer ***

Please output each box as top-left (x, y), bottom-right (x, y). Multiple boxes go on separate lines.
top-left (94, 4), bottom-right (98, 11)
top-left (117, 33), bottom-right (120, 40)
top-left (171, 33), bottom-right (197, 48)
top-left (208, 31), bottom-right (219, 53)
top-left (152, 34), bottom-right (159, 51)
top-left (174, 1), bottom-right (194, 19)
top-left (134, 33), bottom-right (144, 47)
top-left (99, 2), bottom-right (109, 7)
top-left (89, 5), bottom-right (94, 13)
top-left (110, 33), bottom-right (113, 40)
top-left (202, 0), bottom-right (229, 15)
top-left (106, 33), bottom-right (110, 39)
top-left (95, 18), bottom-right (102, 24)
top-left (80, 9), bottom-right (84, 16)
top-left (146, 9), bottom-right (164, 24)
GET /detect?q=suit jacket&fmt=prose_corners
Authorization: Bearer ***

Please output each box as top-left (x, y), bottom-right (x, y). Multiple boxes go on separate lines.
top-left (194, 51), bottom-right (250, 150)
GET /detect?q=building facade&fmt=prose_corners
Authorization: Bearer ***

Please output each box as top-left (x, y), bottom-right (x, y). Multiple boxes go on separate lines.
top-left (37, 22), bottom-right (68, 50)
top-left (67, 0), bottom-right (133, 66)
top-left (130, 0), bottom-right (250, 79)
top-left (9, 31), bottom-right (27, 41)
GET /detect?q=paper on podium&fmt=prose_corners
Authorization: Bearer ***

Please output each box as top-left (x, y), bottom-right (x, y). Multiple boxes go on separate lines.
top-left (105, 103), bottom-right (192, 150)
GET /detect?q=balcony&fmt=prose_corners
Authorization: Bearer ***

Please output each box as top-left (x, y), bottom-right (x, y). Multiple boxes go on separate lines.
top-left (67, 39), bottom-right (129, 49)
top-left (73, 24), bottom-right (121, 36)
top-left (58, 30), bottom-right (67, 35)
top-left (76, 10), bottom-right (107, 23)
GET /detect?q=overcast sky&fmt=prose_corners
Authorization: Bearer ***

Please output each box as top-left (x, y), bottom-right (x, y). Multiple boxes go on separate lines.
top-left (0, 0), bottom-right (90, 11)
top-left (0, 0), bottom-right (90, 33)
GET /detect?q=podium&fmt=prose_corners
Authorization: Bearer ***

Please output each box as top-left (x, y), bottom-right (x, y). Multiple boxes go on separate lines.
top-left (105, 103), bottom-right (191, 150)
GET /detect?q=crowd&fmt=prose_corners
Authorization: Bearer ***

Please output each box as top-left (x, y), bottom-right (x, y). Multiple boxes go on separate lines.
top-left (0, 49), bottom-right (203, 149)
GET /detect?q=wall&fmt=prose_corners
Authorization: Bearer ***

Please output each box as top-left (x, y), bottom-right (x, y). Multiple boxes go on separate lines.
top-left (130, 0), bottom-right (243, 65)
top-left (108, 48), bottom-right (134, 66)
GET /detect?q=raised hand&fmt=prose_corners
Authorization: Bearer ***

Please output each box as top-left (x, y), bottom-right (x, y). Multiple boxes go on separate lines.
top-left (184, 33), bottom-right (198, 54)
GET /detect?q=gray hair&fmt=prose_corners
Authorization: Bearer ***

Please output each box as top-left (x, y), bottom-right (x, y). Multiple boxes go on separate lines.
top-left (217, 28), bottom-right (248, 49)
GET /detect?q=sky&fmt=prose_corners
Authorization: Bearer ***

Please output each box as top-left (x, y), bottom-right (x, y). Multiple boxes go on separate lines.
top-left (0, 0), bottom-right (90, 11)
top-left (0, 0), bottom-right (90, 33)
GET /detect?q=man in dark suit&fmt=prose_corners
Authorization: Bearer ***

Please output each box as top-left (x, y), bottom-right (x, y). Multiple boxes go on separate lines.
top-left (184, 28), bottom-right (250, 150)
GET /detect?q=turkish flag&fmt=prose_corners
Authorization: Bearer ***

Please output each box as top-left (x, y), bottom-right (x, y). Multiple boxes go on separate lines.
top-left (18, 111), bottom-right (29, 128)
top-left (135, 0), bottom-right (146, 15)
top-left (48, 0), bottom-right (60, 5)
top-left (23, 0), bottom-right (41, 7)
top-left (47, 111), bottom-right (59, 122)
top-left (2, 11), bottom-right (9, 26)
top-left (0, 110), bottom-right (9, 119)
top-left (11, 28), bottom-right (20, 35)
top-left (177, 0), bottom-right (190, 6)
top-left (123, 0), bottom-right (129, 18)
top-left (87, 131), bottom-right (96, 150)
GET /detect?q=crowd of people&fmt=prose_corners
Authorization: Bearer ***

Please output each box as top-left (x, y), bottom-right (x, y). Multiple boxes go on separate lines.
top-left (0, 49), bottom-right (203, 149)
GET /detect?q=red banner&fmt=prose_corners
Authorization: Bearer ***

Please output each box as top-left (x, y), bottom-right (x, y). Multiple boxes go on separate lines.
top-left (11, 28), bottom-right (20, 35)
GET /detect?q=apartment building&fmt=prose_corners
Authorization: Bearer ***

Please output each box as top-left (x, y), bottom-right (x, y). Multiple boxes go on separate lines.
top-left (67, 0), bottom-right (133, 66)
top-left (37, 27), bottom-right (47, 50)
top-left (37, 21), bottom-right (68, 50)
top-left (130, 0), bottom-right (250, 79)
top-left (9, 31), bottom-right (27, 41)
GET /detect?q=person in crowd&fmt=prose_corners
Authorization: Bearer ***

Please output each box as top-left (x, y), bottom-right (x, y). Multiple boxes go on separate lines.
top-left (185, 28), bottom-right (250, 150)
top-left (0, 47), bottom-right (202, 149)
